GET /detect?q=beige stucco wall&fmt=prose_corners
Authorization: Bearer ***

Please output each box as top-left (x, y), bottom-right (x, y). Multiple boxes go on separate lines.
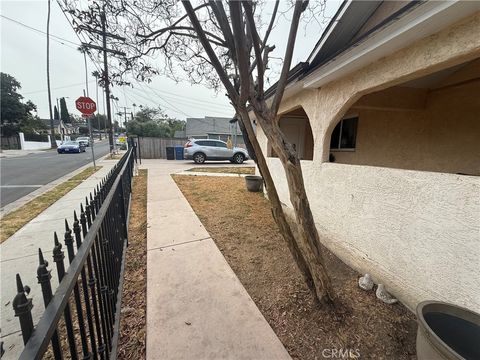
top-left (265, 159), bottom-right (480, 313)
top-left (256, 13), bottom-right (480, 312)
top-left (333, 80), bottom-right (480, 175)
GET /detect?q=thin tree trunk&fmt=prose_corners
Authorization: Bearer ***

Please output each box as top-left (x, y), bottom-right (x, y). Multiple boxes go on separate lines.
top-left (251, 107), bottom-right (335, 304)
top-left (235, 107), bottom-right (315, 293)
top-left (46, 0), bottom-right (56, 149)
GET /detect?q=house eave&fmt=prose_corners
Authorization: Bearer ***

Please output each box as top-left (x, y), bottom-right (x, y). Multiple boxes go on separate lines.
top-left (302, 0), bottom-right (480, 89)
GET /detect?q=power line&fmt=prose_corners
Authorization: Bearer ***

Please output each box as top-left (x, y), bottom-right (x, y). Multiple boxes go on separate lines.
top-left (144, 85), bottom-right (233, 109)
top-left (129, 86), bottom-right (232, 119)
top-left (128, 87), bottom-right (192, 117)
top-left (23, 80), bottom-right (96, 95)
top-left (130, 82), bottom-right (232, 116)
top-left (139, 82), bottom-right (192, 117)
top-left (55, 1), bottom-right (103, 75)
top-left (1, 14), bottom-right (80, 50)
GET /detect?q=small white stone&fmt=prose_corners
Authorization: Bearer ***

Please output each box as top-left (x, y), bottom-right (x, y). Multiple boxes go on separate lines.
top-left (358, 273), bottom-right (374, 291)
top-left (376, 284), bottom-right (398, 304)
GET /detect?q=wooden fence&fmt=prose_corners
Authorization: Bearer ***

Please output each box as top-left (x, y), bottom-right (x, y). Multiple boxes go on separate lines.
top-left (137, 137), bottom-right (188, 159)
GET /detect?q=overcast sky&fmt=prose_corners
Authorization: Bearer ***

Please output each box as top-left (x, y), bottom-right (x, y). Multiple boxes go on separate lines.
top-left (1, 1), bottom-right (341, 124)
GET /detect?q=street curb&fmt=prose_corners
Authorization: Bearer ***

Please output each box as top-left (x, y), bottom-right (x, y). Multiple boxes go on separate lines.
top-left (0, 161), bottom-right (103, 219)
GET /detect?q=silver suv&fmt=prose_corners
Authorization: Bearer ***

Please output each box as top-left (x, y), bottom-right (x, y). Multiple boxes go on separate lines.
top-left (184, 139), bottom-right (249, 164)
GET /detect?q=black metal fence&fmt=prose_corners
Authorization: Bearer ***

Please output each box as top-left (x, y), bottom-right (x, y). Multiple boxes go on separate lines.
top-left (8, 148), bottom-right (135, 359)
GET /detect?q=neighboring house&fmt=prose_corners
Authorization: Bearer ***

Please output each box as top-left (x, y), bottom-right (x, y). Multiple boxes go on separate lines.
top-left (253, 1), bottom-right (480, 313)
top-left (179, 116), bottom-right (245, 146)
top-left (39, 119), bottom-right (77, 135)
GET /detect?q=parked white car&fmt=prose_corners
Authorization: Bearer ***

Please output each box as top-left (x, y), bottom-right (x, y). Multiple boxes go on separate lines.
top-left (184, 139), bottom-right (249, 164)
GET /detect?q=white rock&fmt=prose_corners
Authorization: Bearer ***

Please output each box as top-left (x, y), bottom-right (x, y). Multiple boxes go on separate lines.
top-left (376, 284), bottom-right (398, 304)
top-left (358, 273), bottom-right (374, 291)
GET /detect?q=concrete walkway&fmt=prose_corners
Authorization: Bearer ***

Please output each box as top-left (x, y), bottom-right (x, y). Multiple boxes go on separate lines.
top-left (0, 159), bottom-right (117, 359)
top-left (143, 160), bottom-right (290, 360)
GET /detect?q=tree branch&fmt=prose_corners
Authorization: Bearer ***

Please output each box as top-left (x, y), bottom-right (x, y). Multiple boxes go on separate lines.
top-left (208, 1), bottom-right (237, 63)
top-left (270, 0), bottom-right (307, 116)
top-left (242, 1), bottom-right (264, 96)
top-left (182, 0), bottom-right (238, 103)
top-left (228, 1), bottom-right (251, 104)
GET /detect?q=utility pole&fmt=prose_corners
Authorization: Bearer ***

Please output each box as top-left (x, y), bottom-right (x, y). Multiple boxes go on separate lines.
top-left (77, 7), bottom-right (126, 154)
top-left (117, 106), bottom-right (130, 129)
top-left (95, 75), bottom-right (101, 140)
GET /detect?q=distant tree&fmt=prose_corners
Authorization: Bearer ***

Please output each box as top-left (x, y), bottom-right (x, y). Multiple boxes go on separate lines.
top-left (54, 105), bottom-right (60, 120)
top-left (59, 97), bottom-right (70, 123)
top-left (0, 72), bottom-right (39, 135)
top-left (78, 126), bottom-right (90, 135)
top-left (91, 113), bottom-right (108, 130)
top-left (126, 106), bottom-right (184, 137)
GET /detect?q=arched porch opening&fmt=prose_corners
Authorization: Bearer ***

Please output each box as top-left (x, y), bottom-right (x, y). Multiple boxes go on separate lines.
top-left (326, 58), bottom-right (480, 175)
top-left (268, 107), bottom-right (314, 160)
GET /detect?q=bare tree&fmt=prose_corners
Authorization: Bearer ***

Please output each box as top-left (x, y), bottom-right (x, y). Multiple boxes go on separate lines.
top-left (63, 0), bottom-right (334, 304)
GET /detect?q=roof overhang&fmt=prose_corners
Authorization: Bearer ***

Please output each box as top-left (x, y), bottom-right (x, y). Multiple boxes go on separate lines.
top-left (302, 0), bottom-right (480, 89)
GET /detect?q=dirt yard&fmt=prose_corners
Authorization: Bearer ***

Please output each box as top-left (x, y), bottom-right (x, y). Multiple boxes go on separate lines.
top-left (117, 169), bottom-right (148, 359)
top-left (186, 166), bottom-right (255, 175)
top-left (173, 175), bottom-right (417, 360)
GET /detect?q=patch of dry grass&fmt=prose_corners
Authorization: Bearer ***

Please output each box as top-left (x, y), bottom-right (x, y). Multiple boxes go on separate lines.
top-left (173, 175), bottom-right (417, 360)
top-left (117, 169), bottom-right (147, 359)
top-left (186, 166), bottom-right (255, 175)
top-left (0, 167), bottom-right (101, 243)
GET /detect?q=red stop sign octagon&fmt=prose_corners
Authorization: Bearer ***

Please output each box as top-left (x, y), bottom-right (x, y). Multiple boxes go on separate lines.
top-left (75, 96), bottom-right (97, 115)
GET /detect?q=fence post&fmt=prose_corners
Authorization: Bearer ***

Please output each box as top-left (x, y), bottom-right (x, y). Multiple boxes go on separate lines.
top-left (64, 220), bottom-right (92, 360)
top-left (37, 248), bottom-right (63, 359)
top-left (18, 132), bottom-right (26, 150)
top-left (12, 274), bottom-right (34, 345)
top-left (53, 232), bottom-right (78, 359)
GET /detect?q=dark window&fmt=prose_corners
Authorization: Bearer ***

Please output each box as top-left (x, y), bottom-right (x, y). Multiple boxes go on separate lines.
top-left (196, 140), bottom-right (208, 146)
top-left (215, 142), bottom-right (227, 148)
top-left (330, 117), bottom-right (358, 150)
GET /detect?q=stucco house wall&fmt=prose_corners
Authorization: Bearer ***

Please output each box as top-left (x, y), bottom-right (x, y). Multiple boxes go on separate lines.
top-left (256, 13), bottom-right (480, 312)
top-left (333, 79), bottom-right (480, 175)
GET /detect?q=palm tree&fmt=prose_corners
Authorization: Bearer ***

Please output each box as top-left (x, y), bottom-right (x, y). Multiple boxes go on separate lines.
top-left (46, 0), bottom-right (57, 147)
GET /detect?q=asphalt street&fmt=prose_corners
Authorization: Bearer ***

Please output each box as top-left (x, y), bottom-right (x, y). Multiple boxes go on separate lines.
top-left (0, 140), bottom-right (110, 207)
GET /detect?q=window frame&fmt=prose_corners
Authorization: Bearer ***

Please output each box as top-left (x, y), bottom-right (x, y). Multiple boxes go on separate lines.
top-left (330, 116), bottom-right (358, 152)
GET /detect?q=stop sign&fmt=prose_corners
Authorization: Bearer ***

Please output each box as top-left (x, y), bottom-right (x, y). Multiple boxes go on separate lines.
top-left (75, 96), bottom-right (97, 116)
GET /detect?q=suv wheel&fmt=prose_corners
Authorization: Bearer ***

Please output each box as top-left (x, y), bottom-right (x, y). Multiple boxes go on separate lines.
top-left (233, 153), bottom-right (244, 164)
top-left (193, 152), bottom-right (206, 164)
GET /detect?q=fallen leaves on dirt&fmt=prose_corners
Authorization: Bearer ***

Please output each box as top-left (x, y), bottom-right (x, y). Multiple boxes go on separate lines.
top-left (117, 169), bottom-right (147, 359)
top-left (173, 175), bottom-right (417, 360)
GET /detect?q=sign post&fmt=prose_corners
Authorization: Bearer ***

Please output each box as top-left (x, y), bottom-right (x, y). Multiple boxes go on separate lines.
top-left (76, 96), bottom-right (97, 169)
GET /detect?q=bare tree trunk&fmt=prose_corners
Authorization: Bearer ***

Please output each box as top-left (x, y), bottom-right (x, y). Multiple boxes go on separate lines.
top-left (183, 0), bottom-right (332, 304)
top-left (251, 107), bottom-right (334, 304)
top-left (236, 108), bottom-right (315, 292)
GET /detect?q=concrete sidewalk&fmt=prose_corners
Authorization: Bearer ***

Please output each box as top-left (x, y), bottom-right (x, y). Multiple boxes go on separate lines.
top-left (0, 159), bottom-right (117, 359)
top-left (143, 160), bottom-right (290, 360)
